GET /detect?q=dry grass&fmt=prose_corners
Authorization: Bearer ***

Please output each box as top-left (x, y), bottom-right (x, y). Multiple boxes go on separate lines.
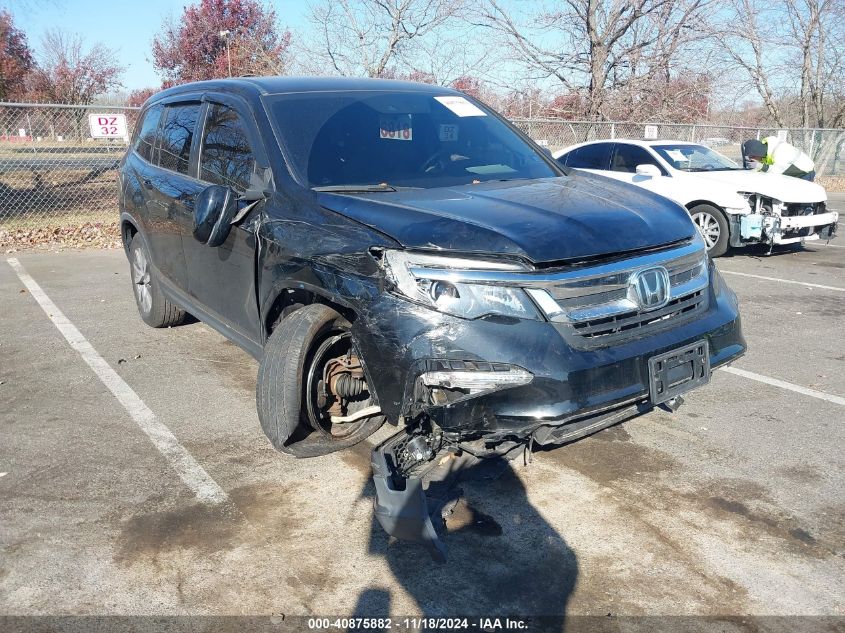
top-left (0, 167), bottom-right (118, 224)
top-left (817, 174), bottom-right (845, 193)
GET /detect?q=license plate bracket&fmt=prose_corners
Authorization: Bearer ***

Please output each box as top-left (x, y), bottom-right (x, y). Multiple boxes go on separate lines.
top-left (648, 340), bottom-right (710, 404)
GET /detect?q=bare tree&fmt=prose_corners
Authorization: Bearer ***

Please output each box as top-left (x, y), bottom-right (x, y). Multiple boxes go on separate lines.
top-left (713, 0), bottom-right (845, 128)
top-left (783, 0), bottom-right (845, 128)
top-left (28, 30), bottom-right (124, 104)
top-left (471, 0), bottom-right (714, 121)
top-left (716, 0), bottom-right (793, 126)
top-left (302, 0), bottom-right (464, 78)
top-left (401, 26), bottom-right (491, 86)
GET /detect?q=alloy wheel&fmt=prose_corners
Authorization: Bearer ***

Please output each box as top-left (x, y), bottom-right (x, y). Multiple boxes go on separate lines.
top-left (692, 211), bottom-right (721, 250)
top-left (131, 245), bottom-right (152, 315)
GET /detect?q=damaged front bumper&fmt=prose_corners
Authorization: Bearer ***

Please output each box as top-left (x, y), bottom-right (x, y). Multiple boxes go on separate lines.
top-left (357, 257), bottom-right (744, 556)
top-left (771, 210), bottom-right (838, 244)
top-left (354, 259), bottom-right (744, 443)
top-left (732, 206), bottom-right (838, 247)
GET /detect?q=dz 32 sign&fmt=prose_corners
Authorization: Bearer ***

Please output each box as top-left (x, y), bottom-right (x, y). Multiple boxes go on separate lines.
top-left (88, 114), bottom-right (128, 139)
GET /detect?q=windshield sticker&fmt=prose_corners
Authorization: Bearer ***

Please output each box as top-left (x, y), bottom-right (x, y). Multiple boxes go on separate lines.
top-left (667, 150), bottom-right (688, 162)
top-left (434, 96), bottom-right (487, 117)
top-left (439, 124), bottom-right (459, 141)
top-left (379, 115), bottom-right (413, 141)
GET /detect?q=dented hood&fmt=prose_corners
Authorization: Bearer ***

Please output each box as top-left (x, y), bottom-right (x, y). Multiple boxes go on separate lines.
top-left (317, 173), bottom-right (696, 264)
top-left (691, 170), bottom-right (827, 204)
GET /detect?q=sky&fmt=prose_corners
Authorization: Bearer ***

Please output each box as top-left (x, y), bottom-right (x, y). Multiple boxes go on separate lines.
top-left (9, 0), bottom-right (311, 90)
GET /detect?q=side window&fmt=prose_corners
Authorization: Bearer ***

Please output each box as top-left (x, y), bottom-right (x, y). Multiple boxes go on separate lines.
top-left (199, 104), bottom-right (256, 192)
top-left (611, 144), bottom-right (663, 174)
top-left (566, 143), bottom-right (612, 170)
top-left (156, 104), bottom-right (201, 175)
top-left (133, 104), bottom-right (163, 162)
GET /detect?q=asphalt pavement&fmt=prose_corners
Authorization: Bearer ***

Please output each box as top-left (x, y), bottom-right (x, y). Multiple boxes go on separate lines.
top-left (0, 221), bottom-right (843, 623)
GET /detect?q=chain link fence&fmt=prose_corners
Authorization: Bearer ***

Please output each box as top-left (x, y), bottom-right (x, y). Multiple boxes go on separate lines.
top-left (0, 103), bottom-right (137, 241)
top-left (510, 119), bottom-right (845, 177)
top-left (0, 103), bottom-right (843, 250)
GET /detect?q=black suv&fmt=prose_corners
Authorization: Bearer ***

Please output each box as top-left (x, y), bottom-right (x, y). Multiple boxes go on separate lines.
top-left (119, 77), bottom-right (745, 557)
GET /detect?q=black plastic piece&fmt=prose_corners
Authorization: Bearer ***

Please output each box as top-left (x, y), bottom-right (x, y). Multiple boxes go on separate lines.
top-left (371, 432), bottom-right (447, 562)
top-left (532, 400), bottom-right (651, 446)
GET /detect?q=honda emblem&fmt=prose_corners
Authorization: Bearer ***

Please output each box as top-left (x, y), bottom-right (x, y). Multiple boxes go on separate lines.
top-left (629, 267), bottom-right (670, 311)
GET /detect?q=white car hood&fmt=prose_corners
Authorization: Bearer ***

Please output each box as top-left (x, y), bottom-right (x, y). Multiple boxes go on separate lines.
top-left (691, 170), bottom-right (826, 203)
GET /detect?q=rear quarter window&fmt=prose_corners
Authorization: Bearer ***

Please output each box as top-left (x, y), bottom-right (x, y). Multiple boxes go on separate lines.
top-left (133, 104), bottom-right (163, 163)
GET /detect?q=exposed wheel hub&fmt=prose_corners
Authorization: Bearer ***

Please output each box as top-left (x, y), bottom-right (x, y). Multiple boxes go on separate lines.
top-left (320, 352), bottom-right (368, 418)
top-left (306, 333), bottom-right (374, 437)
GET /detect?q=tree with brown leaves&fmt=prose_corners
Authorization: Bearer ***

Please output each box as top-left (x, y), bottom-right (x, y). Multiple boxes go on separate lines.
top-left (0, 10), bottom-right (35, 101)
top-left (152, 0), bottom-right (291, 86)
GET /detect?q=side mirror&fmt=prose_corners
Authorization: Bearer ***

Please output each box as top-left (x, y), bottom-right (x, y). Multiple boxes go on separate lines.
top-left (193, 185), bottom-right (238, 247)
top-left (635, 164), bottom-right (661, 178)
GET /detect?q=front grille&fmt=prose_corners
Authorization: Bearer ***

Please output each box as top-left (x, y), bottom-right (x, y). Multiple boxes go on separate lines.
top-left (534, 244), bottom-right (710, 347)
top-left (571, 290), bottom-right (705, 340)
top-left (556, 287), bottom-right (626, 309)
top-left (409, 239), bottom-right (711, 349)
top-left (670, 262), bottom-right (703, 286)
top-left (784, 202), bottom-right (825, 217)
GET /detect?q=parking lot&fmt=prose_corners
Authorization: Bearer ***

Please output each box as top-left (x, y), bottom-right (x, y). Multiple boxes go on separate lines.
top-left (1, 197), bottom-right (843, 624)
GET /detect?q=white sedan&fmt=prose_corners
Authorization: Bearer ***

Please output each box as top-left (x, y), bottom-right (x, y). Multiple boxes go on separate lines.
top-left (553, 139), bottom-right (837, 256)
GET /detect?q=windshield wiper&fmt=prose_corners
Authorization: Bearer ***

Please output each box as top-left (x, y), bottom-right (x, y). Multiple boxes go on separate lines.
top-left (313, 183), bottom-right (397, 193)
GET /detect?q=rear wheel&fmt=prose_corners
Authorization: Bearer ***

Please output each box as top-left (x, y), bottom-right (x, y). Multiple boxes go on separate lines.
top-left (690, 204), bottom-right (730, 257)
top-left (257, 304), bottom-right (385, 457)
top-left (128, 235), bottom-right (185, 328)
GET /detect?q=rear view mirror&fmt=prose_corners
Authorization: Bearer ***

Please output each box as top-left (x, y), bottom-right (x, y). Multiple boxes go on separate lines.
top-left (193, 185), bottom-right (237, 247)
top-left (635, 164), bottom-right (661, 178)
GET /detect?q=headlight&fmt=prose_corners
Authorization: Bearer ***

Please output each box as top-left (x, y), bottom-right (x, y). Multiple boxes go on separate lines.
top-left (381, 250), bottom-right (542, 320)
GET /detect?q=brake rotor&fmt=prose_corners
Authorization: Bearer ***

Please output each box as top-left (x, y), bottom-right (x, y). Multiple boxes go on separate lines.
top-left (306, 332), bottom-right (372, 437)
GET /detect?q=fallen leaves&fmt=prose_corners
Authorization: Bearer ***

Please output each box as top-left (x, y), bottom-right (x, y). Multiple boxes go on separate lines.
top-left (1, 221), bottom-right (121, 253)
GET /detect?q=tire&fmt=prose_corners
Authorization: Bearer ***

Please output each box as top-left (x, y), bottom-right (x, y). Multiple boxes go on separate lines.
top-left (128, 234), bottom-right (185, 328)
top-left (689, 204), bottom-right (730, 257)
top-left (257, 303), bottom-right (385, 457)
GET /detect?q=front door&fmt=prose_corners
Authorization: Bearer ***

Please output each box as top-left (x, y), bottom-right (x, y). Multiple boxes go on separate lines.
top-left (182, 100), bottom-right (265, 345)
top-left (604, 143), bottom-right (674, 200)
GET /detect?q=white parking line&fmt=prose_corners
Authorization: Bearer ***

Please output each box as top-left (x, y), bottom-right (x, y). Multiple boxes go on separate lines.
top-left (720, 366), bottom-right (845, 406)
top-left (7, 258), bottom-right (228, 505)
top-left (718, 269), bottom-right (845, 292)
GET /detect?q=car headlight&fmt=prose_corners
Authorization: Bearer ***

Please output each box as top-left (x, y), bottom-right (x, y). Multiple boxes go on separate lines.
top-left (380, 250), bottom-right (542, 320)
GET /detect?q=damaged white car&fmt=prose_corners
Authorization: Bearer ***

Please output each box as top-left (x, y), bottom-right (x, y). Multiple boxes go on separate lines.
top-left (554, 140), bottom-right (838, 256)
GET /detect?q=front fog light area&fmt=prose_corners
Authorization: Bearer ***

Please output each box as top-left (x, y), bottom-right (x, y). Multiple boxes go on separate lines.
top-left (418, 360), bottom-right (533, 405)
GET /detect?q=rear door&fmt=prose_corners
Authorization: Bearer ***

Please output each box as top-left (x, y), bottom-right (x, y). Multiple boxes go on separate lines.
top-left (182, 98), bottom-right (267, 345)
top-left (125, 103), bottom-right (188, 292)
top-left (558, 142), bottom-right (613, 175)
top-left (142, 101), bottom-right (204, 293)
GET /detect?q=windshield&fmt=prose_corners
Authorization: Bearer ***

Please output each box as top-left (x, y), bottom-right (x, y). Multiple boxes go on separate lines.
top-left (652, 144), bottom-right (741, 172)
top-left (264, 91), bottom-right (558, 189)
